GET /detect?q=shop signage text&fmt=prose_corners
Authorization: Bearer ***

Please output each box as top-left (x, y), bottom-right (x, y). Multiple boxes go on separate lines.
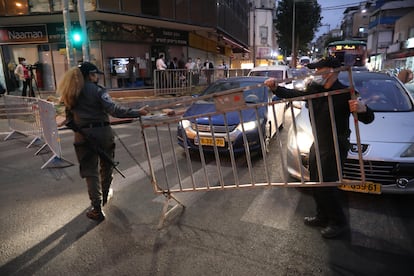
top-left (155, 29), bottom-right (188, 46)
top-left (0, 25), bottom-right (48, 44)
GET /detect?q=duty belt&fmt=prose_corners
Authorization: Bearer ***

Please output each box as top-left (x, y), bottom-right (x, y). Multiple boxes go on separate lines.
top-left (80, 122), bottom-right (110, 128)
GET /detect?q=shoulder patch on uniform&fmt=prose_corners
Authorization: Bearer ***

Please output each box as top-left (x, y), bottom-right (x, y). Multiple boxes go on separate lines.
top-left (101, 92), bottom-right (112, 102)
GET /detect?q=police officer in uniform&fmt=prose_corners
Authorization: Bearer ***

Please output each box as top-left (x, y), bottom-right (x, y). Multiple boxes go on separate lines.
top-left (58, 62), bottom-right (149, 222)
top-left (265, 56), bottom-right (375, 238)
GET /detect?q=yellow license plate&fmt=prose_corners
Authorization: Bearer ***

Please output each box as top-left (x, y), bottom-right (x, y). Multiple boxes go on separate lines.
top-left (199, 137), bottom-right (225, 147)
top-left (338, 182), bottom-right (381, 194)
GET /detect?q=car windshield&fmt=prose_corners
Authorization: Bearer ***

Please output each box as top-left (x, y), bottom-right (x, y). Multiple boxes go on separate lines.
top-left (249, 70), bottom-right (284, 79)
top-left (299, 58), bottom-right (310, 65)
top-left (291, 68), bottom-right (310, 78)
top-left (405, 81), bottom-right (414, 98)
top-left (201, 81), bottom-right (267, 102)
top-left (355, 79), bottom-right (413, 111)
top-left (339, 74), bottom-right (413, 112)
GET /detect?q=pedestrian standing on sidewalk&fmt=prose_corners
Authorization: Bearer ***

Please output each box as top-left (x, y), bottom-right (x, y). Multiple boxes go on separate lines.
top-left (14, 57), bottom-right (30, 96)
top-left (264, 56), bottom-right (374, 238)
top-left (57, 62), bottom-right (149, 222)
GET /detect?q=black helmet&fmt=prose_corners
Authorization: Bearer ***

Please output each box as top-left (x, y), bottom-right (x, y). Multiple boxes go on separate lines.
top-left (307, 56), bottom-right (341, 69)
top-left (78, 62), bottom-right (104, 76)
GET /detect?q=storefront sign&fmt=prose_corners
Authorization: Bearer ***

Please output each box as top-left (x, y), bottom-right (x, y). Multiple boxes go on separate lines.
top-left (47, 23), bottom-right (67, 43)
top-left (0, 25), bottom-right (48, 44)
top-left (154, 29), bottom-right (188, 46)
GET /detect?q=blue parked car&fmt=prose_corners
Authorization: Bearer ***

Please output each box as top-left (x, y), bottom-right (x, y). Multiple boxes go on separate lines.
top-left (177, 76), bottom-right (286, 154)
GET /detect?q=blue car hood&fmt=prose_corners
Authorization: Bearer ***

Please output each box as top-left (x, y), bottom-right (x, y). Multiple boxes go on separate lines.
top-left (183, 102), bottom-right (261, 125)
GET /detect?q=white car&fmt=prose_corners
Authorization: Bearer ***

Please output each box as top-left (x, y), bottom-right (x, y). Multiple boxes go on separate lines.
top-left (287, 71), bottom-right (414, 194)
top-left (247, 65), bottom-right (292, 80)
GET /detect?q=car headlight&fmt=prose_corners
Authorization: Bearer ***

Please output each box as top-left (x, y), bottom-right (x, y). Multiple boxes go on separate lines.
top-left (293, 80), bottom-right (305, 90)
top-left (179, 119), bottom-right (197, 139)
top-left (288, 127), bottom-right (313, 154)
top-left (180, 119), bottom-right (191, 129)
top-left (401, 144), bottom-right (414, 157)
top-left (237, 120), bottom-right (258, 132)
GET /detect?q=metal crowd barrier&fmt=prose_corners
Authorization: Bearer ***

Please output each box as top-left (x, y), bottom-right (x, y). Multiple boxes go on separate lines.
top-left (36, 99), bottom-right (73, 169)
top-left (140, 67), bottom-right (367, 228)
top-left (3, 95), bottom-right (73, 169)
top-left (153, 68), bottom-right (250, 96)
top-left (3, 95), bottom-right (42, 148)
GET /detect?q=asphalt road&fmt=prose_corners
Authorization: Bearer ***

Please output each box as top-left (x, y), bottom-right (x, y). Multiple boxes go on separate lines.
top-left (1, 110), bottom-right (414, 276)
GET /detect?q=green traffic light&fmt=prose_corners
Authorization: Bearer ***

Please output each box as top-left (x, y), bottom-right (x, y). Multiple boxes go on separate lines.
top-left (72, 32), bottom-right (82, 42)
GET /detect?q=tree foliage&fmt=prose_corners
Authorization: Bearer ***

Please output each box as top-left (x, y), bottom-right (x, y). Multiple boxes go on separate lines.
top-left (275, 0), bottom-right (322, 58)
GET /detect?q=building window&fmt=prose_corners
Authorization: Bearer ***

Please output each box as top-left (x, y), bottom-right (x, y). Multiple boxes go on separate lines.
top-left (409, 27), bottom-right (414, 39)
top-left (259, 26), bottom-right (268, 45)
top-left (1, 0), bottom-right (29, 15)
top-left (142, 0), bottom-right (159, 16)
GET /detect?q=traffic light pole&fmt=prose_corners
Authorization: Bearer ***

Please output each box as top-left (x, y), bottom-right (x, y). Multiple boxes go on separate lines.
top-left (77, 0), bottom-right (90, 62)
top-left (62, 0), bottom-right (76, 67)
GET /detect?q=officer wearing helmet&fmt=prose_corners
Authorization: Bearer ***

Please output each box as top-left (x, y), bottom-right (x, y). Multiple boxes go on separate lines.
top-left (58, 62), bottom-right (149, 222)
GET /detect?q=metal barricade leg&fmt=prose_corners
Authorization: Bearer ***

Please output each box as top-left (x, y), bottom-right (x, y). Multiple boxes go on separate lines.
top-left (158, 191), bottom-right (185, 229)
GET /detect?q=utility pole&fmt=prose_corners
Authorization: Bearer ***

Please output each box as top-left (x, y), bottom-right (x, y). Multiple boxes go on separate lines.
top-left (291, 0), bottom-right (296, 68)
top-left (253, 6), bottom-right (256, 67)
top-left (62, 0), bottom-right (75, 67)
top-left (77, 0), bottom-right (90, 62)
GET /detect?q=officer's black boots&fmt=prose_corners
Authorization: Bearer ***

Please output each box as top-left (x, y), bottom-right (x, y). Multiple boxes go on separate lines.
top-left (102, 188), bottom-right (113, 206)
top-left (86, 206), bottom-right (105, 222)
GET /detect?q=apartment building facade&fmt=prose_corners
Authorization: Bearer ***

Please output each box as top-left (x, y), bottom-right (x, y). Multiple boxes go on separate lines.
top-left (318, 0), bottom-right (414, 72)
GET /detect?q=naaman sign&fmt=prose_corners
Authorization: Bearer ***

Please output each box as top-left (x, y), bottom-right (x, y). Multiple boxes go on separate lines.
top-left (0, 25), bottom-right (48, 44)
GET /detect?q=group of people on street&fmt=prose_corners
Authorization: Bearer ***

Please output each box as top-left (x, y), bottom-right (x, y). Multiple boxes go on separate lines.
top-left (155, 54), bottom-right (219, 88)
top-left (58, 56), bottom-right (375, 240)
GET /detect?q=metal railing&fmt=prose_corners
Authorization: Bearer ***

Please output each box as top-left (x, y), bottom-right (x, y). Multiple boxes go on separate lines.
top-left (3, 95), bottom-right (42, 148)
top-left (3, 95), bottom-right (73, 169)
top-left (153, 68), bottom-right (250, 96)
top-left (140, 67), bottom-right (367, 228)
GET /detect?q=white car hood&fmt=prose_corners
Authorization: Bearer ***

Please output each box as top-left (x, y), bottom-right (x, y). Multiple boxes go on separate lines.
top-left (350, 112), bottom-right (414, 143)
top-left (296, 106), bottom-right (414, 144)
